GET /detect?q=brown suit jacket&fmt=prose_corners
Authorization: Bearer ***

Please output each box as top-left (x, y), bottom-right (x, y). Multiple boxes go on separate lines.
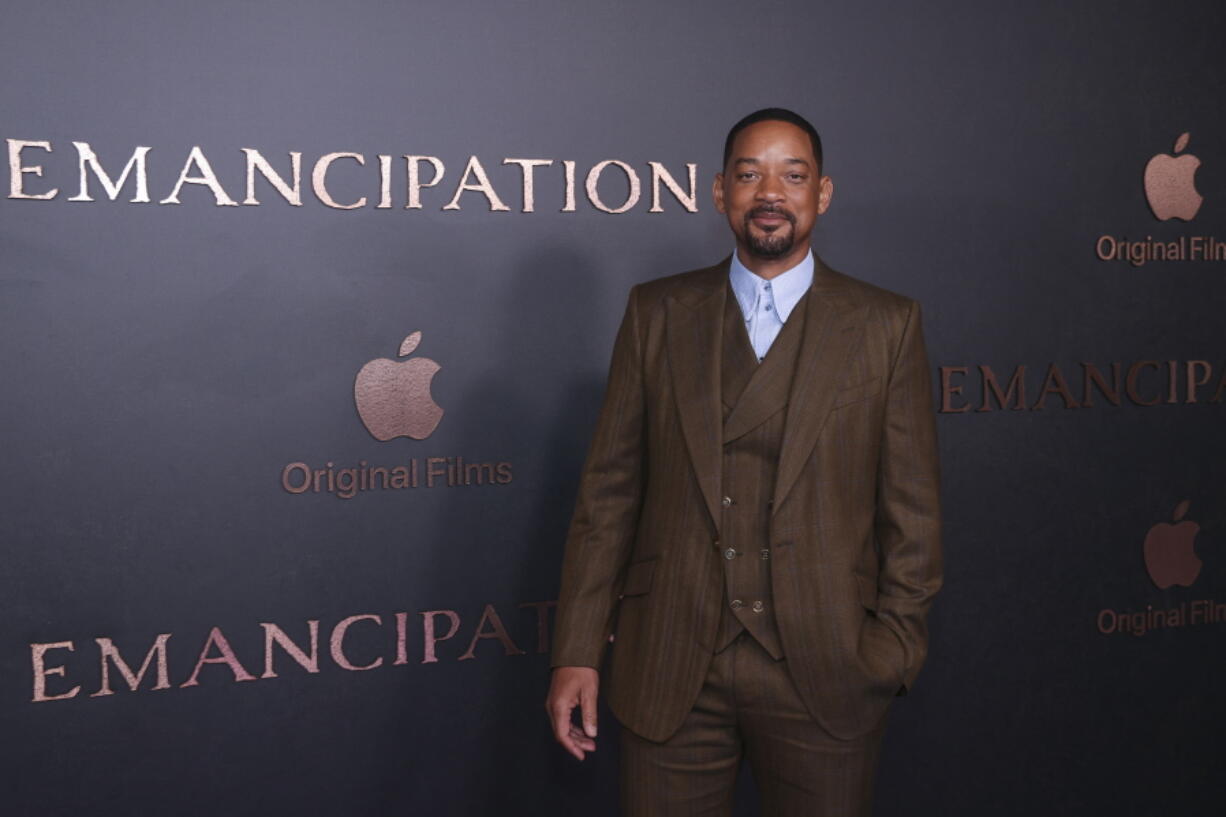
top-left (552, 255), bottom-right (942, 742)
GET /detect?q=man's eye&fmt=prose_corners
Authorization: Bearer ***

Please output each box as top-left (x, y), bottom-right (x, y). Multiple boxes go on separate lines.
top-left (739, 172), bottom-right (758, 181)
top-left (787, 174), bottom-right (806, 182)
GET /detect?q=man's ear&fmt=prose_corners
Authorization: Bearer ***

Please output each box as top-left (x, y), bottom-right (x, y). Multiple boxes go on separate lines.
top-left (712, 173), bottom-right (726, 214)
top-left (817, 176), bottom-right (834, 215)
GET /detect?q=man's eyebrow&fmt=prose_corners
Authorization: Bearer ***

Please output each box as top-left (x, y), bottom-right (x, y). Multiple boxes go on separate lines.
top-left (731, 157), bottom-right (811, 167)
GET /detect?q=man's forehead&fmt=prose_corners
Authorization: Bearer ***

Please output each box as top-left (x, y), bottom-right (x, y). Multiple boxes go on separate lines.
top-left (730, 122), bottom-right (816, 160)
top-left (732, 156), bottom-right (812, 166)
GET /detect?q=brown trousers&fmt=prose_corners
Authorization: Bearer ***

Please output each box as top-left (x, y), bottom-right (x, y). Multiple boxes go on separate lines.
top-left (620, 634), bottom-right (886, 817)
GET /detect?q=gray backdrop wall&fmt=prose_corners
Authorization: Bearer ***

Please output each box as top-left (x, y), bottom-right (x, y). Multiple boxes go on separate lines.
top-left (3, 2), bottom-right (1224, 815)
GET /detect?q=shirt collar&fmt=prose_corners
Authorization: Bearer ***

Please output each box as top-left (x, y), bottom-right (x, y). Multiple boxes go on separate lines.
top-left (728, 249), bottom-right (814, 323)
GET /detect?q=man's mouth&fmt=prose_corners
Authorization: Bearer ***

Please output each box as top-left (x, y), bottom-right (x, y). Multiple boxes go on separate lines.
top-left (748, 207), bottom-right (793, 230)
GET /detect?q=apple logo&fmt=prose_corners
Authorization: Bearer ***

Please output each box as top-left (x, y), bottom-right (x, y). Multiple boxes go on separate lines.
top-left (1144, 132), bottom-right (1203, 221)
top-left (1142, 499), bottom-right (1202, 589)
top-left (354, 331), bottom-right (444, 441)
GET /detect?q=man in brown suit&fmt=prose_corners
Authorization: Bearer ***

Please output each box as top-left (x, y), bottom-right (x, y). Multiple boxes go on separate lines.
top-left (547, 108), bottom-right (942, 816)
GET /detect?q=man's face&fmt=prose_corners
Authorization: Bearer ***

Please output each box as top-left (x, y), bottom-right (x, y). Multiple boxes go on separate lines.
top-left (713, 120), bottom-right (833, 266)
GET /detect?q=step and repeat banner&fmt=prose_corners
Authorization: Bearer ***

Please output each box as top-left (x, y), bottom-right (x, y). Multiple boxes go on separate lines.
top-left (3, 2), bottom-right (1223, 815)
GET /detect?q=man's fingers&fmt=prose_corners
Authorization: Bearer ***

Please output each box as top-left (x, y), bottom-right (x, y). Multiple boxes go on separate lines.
top-left (562, 735), bottom-right (586, 761)
top-left (551, 708), bottom-right (584, 760)
top-left (559, 735), bottom-right (584, 761)
top-left (546, 667), bottom-right (600, 760)
top-left (568, 725), bottom-right (596, 752)
top-left (550, 699), bottom-right (593, 759)
top-left (579, 684), bottom-right (598, 739)
top-left (550, 699), bottom-right (575, 743)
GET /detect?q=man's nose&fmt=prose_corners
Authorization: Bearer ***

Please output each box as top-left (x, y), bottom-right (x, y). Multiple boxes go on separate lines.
top-left (755, 176), bottom-right (784, 201)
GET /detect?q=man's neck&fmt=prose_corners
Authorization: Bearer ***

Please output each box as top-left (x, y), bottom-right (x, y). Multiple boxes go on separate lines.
top-left (735, 243), bottom-right (812, 280)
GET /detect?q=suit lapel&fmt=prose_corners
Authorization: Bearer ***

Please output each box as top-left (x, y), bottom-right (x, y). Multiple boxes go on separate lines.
top-left (720, 288), bottom-right (758, 413)
top-left (723, 290), bottom-right (807, 444)
top-left (666, 263), bottom-right (727, 533)
top-left (773, 258), bottom-right (864, 513)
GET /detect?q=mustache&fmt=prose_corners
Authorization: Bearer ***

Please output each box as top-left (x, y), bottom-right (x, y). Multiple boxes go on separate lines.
top-left (746, 205), bottom-right (795, 224)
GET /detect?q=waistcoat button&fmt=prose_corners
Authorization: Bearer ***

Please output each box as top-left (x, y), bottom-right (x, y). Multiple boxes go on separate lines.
top-left (730, 599), bottom-right (744, 610)
top-left (751, 600), bottom-right (764, 613)
top-left (723, 548), bottom-right (738, 560)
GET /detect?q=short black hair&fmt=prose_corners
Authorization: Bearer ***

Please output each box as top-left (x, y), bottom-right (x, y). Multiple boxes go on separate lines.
top-left (722, 107), bottom-right (823, 173)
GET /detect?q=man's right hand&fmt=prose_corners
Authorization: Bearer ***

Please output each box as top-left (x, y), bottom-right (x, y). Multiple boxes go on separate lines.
top-left (546, 666), bottom-right (600, 760)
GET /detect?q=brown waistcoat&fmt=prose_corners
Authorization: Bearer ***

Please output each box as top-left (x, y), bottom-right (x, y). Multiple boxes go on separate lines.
top-left (713, 284), bottom-right (808, 659)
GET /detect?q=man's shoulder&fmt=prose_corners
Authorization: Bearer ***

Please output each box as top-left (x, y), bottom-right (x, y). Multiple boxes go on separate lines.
top-left (817, 261), bottom-right (917, 315)
top-left (629, 259), bottom-right (730, 310)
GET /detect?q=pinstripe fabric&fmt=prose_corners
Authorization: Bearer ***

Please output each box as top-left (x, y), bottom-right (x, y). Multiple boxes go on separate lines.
top-left (552, 255), bottom-right (942, 748)
top-left (620, 634), bottom-right (884, 817)
top-left (713, 284), bottom-right (804, 658)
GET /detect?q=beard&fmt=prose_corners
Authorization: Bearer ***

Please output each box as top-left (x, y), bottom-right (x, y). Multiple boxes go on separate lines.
top-left (742, 205), bottom-right (796, 259)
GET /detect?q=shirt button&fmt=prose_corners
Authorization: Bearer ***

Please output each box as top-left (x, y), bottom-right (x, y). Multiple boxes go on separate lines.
top-left (730, 599), bottom-right (744, 610)
top-left (764, 304), bottom-right (773, 312)
top-left (760, 549), bottom-right (770, 560)
top-left (724, 548), bottom-right (737, 560)
top-left (721, 496), bottom-right (733, 507)
top-left (751, 601), bottom-right (764, 613)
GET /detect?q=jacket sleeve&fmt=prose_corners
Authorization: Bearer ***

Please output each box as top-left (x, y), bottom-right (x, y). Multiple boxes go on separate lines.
top-left (871, 299), bottom-right (943, 692)
top-left (551, 286), bottom-right (647, 669)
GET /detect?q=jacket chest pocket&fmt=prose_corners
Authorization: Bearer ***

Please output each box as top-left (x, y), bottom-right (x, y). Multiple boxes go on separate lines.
top-left (832, 376), bottom-right (882, 409)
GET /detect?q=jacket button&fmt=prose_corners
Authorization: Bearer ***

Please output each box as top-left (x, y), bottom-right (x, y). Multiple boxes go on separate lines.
top-left (751, 601), bottom-right (764, 613)
top-left (721, 496), bottom-right (733, 507)
top-left (723, 548), bottom-right (738, 560)
top-left (730, 599), bottom-right (744, 610)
